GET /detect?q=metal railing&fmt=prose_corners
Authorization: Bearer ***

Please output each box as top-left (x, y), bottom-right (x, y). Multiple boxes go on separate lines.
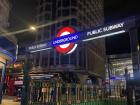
top-left (29, 81), bottom-right (128, 105)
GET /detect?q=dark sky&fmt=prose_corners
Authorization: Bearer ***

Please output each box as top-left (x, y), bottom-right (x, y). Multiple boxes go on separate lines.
top-left (8, 0), bottom-right (140, 54)
top-left (9, 0), bottom-right (37, 30)
top-left (9, 0), bottom-right (37, 45)
top-left (105, 0), bottom-right (140, 55)
top-left (105, 0), bottom-right (140, 22)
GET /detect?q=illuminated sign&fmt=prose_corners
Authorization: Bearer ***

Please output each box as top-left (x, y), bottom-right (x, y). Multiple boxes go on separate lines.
top-left (27, 42), bottom-right (51, 53)
top-left (14, 81), bottom-right (23, 85)
top-left (82, 22), bottom-right (126, 42)
top-left (51, 32), bottom-right (80, 46)
top-left (13, 63), bottom-right (23, 69)
top-left (27, 17), bottom-right (135, 54)
top-left (55, 26), bottom-right (78, 54)
top-left (86, 22), bottom-right (124, 36)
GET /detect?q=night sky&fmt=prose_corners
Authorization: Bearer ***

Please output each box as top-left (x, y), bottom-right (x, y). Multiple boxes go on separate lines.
top-left (8, 0), bottom-right (140, 55)
top-left (8, 0), bottom-right (37, 45)
top-left (105, 0), bottom-right (140, 55)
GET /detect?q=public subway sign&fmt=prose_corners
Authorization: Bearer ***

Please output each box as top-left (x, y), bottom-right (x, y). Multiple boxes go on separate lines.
top-left (82, 22), bottom-right (126, 42)
top-left (82, 17), bottom-right (136, 42)
top-left (27, 17), bottom-right (135, 54)
top-left (87, 22), bottom-right (124, 36)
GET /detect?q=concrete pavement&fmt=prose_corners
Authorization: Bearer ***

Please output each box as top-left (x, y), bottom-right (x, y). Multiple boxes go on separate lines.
top-left (0, 95), bottom-right (20, 105)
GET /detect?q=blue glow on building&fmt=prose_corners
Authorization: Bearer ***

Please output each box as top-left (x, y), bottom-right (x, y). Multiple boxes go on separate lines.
top-left (0, 36), bottom-right (17, 64)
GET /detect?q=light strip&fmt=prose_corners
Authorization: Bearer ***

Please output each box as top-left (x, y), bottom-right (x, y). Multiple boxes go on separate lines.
top-left (16, 45), bottom-right (18, 59)
top-left (0, 48), bottom-right (16, 64)
top-left (30, 47), bottom-right (52, 53)
top-left (82, 30), bottom-right (126, 42)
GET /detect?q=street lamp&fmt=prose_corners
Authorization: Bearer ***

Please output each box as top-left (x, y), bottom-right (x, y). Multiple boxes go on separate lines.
top-left (29, 26), bottom-right (37, 31)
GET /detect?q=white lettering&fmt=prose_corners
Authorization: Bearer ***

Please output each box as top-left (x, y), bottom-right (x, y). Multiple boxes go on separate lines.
top-left (87, 22), bottom-right (124, 36)
top-left (28, 43), bottom-right (47, 50)
top-left (52, 35), bottom-right (79, 45)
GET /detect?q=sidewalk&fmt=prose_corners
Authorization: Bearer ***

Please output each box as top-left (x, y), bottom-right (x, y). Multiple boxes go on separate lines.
top-left (0, 95), bottom-right (20, 105)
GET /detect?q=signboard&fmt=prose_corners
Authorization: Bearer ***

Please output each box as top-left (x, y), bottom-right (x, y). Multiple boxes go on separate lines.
top-left (14, 81), bottom-right (23, 85)
top-left (27, 17), bottom-right (135, 54)
top-left (27, 42), bottom-right (51, 53)
top-left (81, 17), bottom-right (135, 41)
top-left (54, 26), bottom-right (79, 54)
top-left (82, 22), bottom-right (126, 42)
top-left (51, 32), bottom-right (80, 47)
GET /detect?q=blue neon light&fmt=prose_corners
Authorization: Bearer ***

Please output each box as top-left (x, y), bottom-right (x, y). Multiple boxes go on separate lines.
top-left (0, 36), bottom-right (17, 64)
top-left (51, 32), bottom-right (80, 46)
top-left (27, 17), bottom-right (135, 53)
top-left (0, 36), bottom-right (17, 57)
top-left (0, 48), bottom-right (16, 64)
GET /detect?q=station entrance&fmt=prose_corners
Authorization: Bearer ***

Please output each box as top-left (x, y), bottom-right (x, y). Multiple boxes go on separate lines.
top-left (21, 16), bottom-right (140, 105)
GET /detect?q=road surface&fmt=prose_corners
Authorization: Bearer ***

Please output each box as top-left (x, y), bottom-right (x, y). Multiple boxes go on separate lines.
top-left (0, 95), bottom-right (20, 105)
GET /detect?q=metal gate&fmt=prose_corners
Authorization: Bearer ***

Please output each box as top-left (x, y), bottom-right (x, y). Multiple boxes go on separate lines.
top-left (28, 80), bottom-right (130, 105)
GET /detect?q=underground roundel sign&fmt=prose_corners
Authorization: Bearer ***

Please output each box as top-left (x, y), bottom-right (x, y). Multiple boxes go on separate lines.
top-left (55, 26), bottom-right (78, 54)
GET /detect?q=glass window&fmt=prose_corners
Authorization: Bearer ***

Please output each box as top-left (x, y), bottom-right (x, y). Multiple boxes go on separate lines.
top-left (50, 50), bottom-right (54, 65)
top-left (71, 8), bottom-right (76, 15)
top-left (57, 23), bottom-right (61, 28)
top-left (42, 53), bottom-right (48, 66)
top-left (79, 3), bottom-right (82, 10)
top-left (40, 0), bottom-right (44, 5)
top-left (61, 55), bottom-right (69, 64)
top-left (62, 20), bottom-right (70, 26)
top-left (56, 53), bottom-right (59, 65)
top-left (62, 9), bottom-right (70, 16)
top-left (39, 6), bottom-right (43, 13)
top-left (70, 18), bottom-right (77, 26)
top-left (71, 0), bottom-right (77, 7)
top-left (57, 10), bottom-right (61, 17)
top-left (62, 0), bottom-right (70, 7)
top-left (44, 30), bottom-right (51, 39)
top-left (37, 31), bottom-right (42, 40)
top-left (45, 13), bottom-right (50, 20)
top-left (39, 15), bottom-right (43, 21)
top-left (58, 1), bottom-right (61, 8)
top-left (45, 4), bottom-right (51, 11)
top-left (35, 53), bottom-right (40, 66)
top-left (70, 51), bottom-right (76, 65)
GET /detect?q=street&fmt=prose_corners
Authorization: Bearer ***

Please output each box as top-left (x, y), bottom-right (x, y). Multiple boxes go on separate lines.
top-left (0, 96), bottom-right (20, 105)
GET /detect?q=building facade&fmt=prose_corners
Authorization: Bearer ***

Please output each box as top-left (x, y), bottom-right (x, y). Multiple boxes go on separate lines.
top-left (0, 0), bottom-right (17, 66)
top-left (33, 0), bottom-right (105, 81)
top-left (0, 0), bottom-right (10, 29)
top-left (0, 0), bottom-right (17, 102)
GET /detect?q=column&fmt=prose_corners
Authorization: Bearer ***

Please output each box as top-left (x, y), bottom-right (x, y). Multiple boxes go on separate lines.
top-left (0, 62), bottom-right (6, 104)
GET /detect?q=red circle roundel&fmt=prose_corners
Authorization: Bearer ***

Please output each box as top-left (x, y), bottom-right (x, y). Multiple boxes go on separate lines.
top-left (55, 26), bottom-right (78, 54)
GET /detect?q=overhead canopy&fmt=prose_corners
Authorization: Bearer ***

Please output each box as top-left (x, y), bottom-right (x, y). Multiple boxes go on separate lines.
top-left (0, 35), bottom-right (17, 64)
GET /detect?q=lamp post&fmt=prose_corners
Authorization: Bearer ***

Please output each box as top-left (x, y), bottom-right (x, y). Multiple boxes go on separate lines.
top-left (21, 52), bottom-right (31, 105)
top-left (20, 26), bottom-right (37, 105)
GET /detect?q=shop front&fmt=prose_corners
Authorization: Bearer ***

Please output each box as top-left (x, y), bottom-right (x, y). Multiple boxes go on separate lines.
top-left (0, 35), bottom-right (17, 103)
